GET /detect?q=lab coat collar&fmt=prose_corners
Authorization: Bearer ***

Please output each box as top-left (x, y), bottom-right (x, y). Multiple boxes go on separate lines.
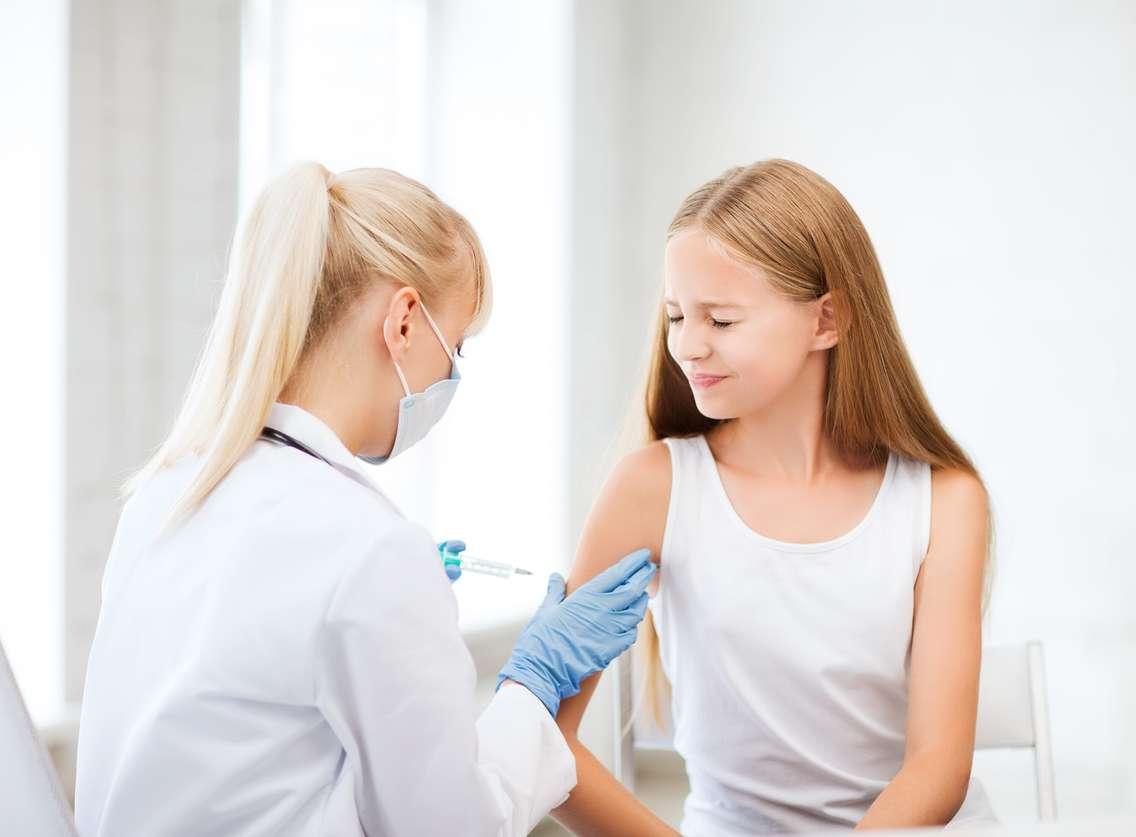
top-left (264, 402), bottom-right (380, 489)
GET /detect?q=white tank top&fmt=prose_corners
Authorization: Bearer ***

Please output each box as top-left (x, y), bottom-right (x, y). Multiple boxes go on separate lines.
top-left (649, 435), bottom-right (994, 834)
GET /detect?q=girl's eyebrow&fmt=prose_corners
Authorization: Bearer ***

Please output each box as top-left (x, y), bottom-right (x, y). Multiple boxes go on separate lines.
top-left (663, 296), bottom-right (743, 309)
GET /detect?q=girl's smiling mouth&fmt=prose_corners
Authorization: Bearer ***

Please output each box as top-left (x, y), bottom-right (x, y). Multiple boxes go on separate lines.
top-left (690, 373), bottom-right (729, 389)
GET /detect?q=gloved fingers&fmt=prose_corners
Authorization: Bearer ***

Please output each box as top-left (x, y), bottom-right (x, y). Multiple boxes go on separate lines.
top-left (613, 624), bottom-right (641, 654)
top-left (605, 561), bottom-right (657, 609)
top-left (541, 572), bottom-right (567, 610)
top-left (625, 590), bottom-right (651, 617)
top-left (445, 563), bottom-right (463, 583)
top-left (438, 539), bottom-right (467, 555)
top-left (581, 548), bottom-right (653, 595)
top-left (614, 592), bottom-right (650, 627)
top-left (617, 624), bottom-right (641, 643)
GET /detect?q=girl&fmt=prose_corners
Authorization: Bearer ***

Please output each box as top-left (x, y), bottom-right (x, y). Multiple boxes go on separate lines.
top-left (73, 163), bottom-right (656, 837)
top-left (553, 160), bottom-right (996, 834)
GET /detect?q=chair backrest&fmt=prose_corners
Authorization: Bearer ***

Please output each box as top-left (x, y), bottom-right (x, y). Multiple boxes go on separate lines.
top-left (0, 639), bottom-right (79, 836)
top-left (615, 641), bottom-right (1057, 820)
top-left (975, 641), bottom-right (1058, 820)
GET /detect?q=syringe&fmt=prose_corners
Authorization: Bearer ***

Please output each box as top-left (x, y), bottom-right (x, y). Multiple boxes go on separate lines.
top-left (439, 543), bottom-right (534, 579)
top-left (451, 555), bottom-right (534, 578)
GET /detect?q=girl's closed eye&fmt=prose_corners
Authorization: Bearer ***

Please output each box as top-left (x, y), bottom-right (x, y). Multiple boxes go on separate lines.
top-left (666, 315), bottom-right (735, 327)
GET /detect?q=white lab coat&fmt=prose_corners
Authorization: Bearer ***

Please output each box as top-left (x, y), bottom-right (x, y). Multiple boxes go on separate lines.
top-left (74, 403), bottom-right (575, 837)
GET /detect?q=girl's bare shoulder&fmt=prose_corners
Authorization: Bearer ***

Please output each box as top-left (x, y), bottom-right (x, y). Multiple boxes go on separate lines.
top-left (930, 467), bottom-right (989, 533)
top-left (925, 466), bottom-right (990, 578)
top-left (568, 441), bottom-right (673, 589)
top-left (610, 439), bottom-right (673, 494)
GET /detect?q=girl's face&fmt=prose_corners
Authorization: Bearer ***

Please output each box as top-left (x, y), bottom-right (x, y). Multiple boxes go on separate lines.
top-left (663, 228), bottom-right (835, 420)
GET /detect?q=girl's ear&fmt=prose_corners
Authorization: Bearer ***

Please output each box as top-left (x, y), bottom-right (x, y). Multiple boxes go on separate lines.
top-left (813, 291), bottom-right (840, 350)
top-left (381, 286), bottom-right (421, 363)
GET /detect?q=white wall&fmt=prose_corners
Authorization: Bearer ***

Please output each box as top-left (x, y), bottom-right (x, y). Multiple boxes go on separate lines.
top-left (576, 0), bottom-right (1136, 820)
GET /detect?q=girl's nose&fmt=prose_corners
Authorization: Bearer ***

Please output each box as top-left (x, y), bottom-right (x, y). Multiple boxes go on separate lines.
top-left (672, 325), bottom-right (710, 363)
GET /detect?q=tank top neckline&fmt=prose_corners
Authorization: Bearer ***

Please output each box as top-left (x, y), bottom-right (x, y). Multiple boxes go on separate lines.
top-left (694, 434), bottom-right (898, 555)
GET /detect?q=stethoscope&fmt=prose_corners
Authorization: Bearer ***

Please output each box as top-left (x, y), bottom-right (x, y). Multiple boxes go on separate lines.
top-left (260, 427), bottom-right (334, 467)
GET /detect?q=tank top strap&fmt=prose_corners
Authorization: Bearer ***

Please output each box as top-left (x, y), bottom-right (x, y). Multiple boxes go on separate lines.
top-left (882, 454), bottom-right (934, 579)
top-left (914, 457), bottom-right (933, 573)
top-left (661, 434), bottom-right (705, 480)
top-left (660, 435), bottom-right (713, 576)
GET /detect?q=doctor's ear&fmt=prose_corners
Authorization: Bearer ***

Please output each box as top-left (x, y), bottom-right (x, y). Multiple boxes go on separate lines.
top-left (381, 287), bottom-right (422, 363)
top-left (813, 291), bottom-right (841, 351)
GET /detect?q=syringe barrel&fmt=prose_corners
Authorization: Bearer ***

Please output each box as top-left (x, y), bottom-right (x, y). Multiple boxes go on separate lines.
top-left (459, 556), bottom-right (514, 578)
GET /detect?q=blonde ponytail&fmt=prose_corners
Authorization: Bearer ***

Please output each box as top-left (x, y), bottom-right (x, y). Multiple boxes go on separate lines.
top-left (126, 162), bottom-right (490, 529)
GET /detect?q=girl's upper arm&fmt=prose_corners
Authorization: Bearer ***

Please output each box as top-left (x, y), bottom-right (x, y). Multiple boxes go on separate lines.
top-left (566, 440), bottom-right (672, 593)
top-left (905, 466), bottom-right (990, 775)
top-left (556, 441), bottom-right (672, 734)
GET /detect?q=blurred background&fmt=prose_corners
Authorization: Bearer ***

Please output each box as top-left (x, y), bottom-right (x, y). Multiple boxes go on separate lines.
top-left (1, 0), bottom-right (1133, 831)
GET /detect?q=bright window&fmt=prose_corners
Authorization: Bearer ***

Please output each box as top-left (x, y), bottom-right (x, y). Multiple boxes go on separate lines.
top-left (240, 0), bottom-right (570, 629)
top-left (0, 0), bottom-right (66, 723)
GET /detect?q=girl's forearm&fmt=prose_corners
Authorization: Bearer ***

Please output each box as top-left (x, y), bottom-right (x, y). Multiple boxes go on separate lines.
top-left (855, 752), bottom-right (970, 830)
top-left (552, 735), bottom-right (678, 837)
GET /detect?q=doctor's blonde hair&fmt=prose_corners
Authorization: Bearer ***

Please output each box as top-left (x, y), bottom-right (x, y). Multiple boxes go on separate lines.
top-left (635, 159), bottom-right (993, 723)
top-left (127, 163), bottom-right (491, 526)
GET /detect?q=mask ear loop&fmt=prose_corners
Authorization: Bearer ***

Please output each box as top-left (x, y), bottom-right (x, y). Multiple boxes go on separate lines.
top-left (419, 302), bottom-right (456, 364)
top-left (384, 301), bottom-right (455, 398)
top-left (392, 361), bottom-right (412, 397)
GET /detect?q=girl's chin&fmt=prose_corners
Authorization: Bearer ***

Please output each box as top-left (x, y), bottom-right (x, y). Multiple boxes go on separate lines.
top-left (692, 395), bottom-right (741, 422)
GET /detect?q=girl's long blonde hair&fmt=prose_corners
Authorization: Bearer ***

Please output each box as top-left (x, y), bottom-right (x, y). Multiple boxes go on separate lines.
top-left (126, 163), bottom-right (491, 527)
top-left (637, 159), bottom-right (992, 722)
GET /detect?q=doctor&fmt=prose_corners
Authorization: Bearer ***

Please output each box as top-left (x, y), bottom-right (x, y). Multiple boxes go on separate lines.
top-left (74, 163), bottom-right (656, 837)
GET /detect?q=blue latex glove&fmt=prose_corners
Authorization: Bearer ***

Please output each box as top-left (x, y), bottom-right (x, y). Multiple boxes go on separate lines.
top-left (438, 539), bottom-right (466, 583)
top-left (497, 548), bottom-right (656, 716)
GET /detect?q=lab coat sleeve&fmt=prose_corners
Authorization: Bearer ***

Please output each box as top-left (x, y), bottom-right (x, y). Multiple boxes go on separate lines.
top-left (315, 522), bottom-right (576, 837)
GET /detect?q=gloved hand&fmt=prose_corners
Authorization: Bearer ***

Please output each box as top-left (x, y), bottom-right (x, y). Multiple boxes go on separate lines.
top-left (438, 539), bottom-right (466, 583)
top-left (497, 548), bottom-right (656, 716)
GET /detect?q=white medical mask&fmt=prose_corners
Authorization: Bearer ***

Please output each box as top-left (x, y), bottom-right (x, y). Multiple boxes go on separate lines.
top-left (361, 302), bottom-right (461, 465)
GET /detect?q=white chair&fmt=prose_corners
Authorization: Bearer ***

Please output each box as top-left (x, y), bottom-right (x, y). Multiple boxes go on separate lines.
top-left (613, 640), bottom-right (1058, 821)
top-left (973, 641), bottom-right (1058, 820)
top-left (0, 638), bottom-right (78, 836)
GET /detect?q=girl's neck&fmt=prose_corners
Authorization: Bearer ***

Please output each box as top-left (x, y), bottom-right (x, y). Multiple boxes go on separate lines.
top-left (709, 351), bottom-right (845, 483)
